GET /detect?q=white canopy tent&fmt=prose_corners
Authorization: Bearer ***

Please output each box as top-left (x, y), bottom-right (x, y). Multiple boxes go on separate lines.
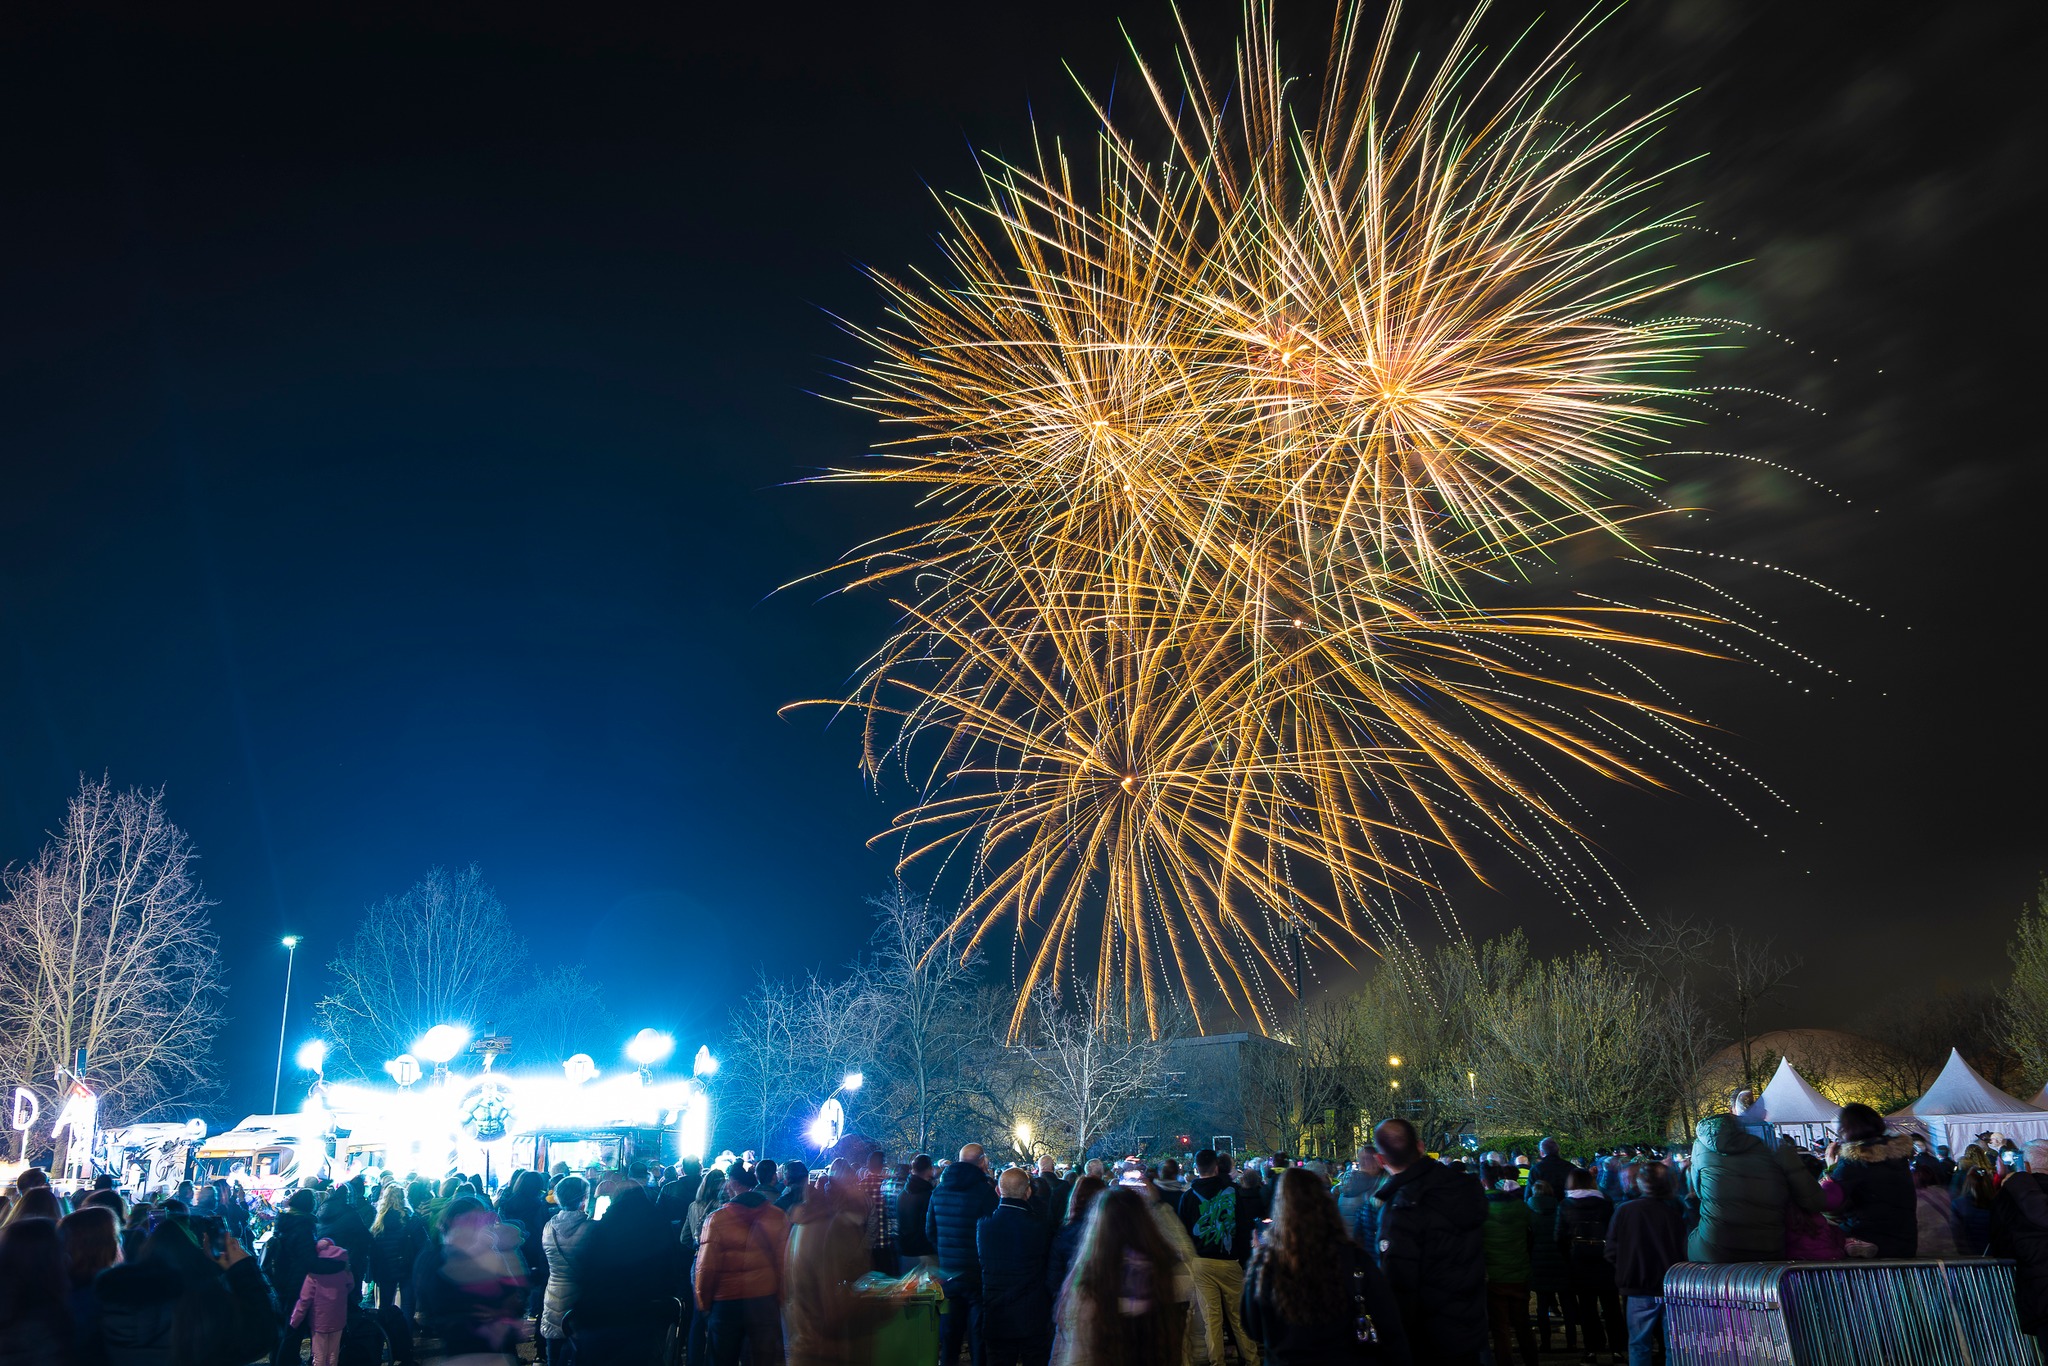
top-left (1751, 1055), bottom-right (1842, 1148)
top-left (1887, 1049), bottom-right (2048, 1152)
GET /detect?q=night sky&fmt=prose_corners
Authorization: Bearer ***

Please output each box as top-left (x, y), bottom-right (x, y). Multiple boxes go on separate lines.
top-left (2, 0), bottom-right (2040, 1128)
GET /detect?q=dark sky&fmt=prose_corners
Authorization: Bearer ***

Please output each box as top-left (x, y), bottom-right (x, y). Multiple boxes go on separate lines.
top-left (2, 0), bottom-right (2040, 1126)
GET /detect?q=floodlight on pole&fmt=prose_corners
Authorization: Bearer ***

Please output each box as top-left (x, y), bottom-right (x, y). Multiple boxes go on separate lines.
top-left (627, 1029), bottom-right (675, 1070)
top-left (693, 1046), bottom-right (719, 1078)
top-left (416, 1025), bottom-right (469, 1081)
top-left (839, 1071), bottom-right (863, 1094)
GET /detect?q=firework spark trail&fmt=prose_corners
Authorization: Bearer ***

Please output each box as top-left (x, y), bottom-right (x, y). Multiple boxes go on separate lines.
top-left (788, 1), bottom-right (1817, 1035)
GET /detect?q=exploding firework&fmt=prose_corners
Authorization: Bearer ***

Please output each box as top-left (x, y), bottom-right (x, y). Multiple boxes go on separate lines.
top-left (794, 2), bottom-right (1793, 1035)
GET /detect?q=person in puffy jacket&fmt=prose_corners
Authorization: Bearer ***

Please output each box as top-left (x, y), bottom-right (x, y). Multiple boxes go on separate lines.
top-left (1481, 1167), bottom-right (1538, 1366)
top-left (927, 1146), bottom-right (999, 1366)
top-left (694, 1163), bottom-right (789, 1365)
top-left (84, 1221), bottom-right (278, 1366)
top-left (1686, 1113), bottom-right (1823, 1262)
top-left (977, 1167), bottom-right (1054, 1366)
top-left (1826, 1104), bottom-right (1917, 1258)
top-left (1371, 1117), bottom-right (1488, 1363)
top-left (539, 1175), bottom-right (595, 1364)
top-left (1558, 1170), bottom-right (1621, 1364)
top-left (292, 1237), bottom-right (353, 1366)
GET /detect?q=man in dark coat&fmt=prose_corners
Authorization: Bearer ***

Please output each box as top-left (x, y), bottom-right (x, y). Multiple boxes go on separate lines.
top-left (898, 1154), bottom-right (938, 1265)
top-left (1608, 1161), bottom-right (1688, 1366)
top-left (1372, 1117), bottom-right (1489, 1366)
top-left (926, 1145), bottom-right (999, 1366)
top-left (1992, 1139), bottom-right (2048, 1356)
top-left (976, 1167), bottom-right (1053, 1366)
top-left (263, 1188), bottom-right (321, 1366)
top-left (316, 1185), bottom-right (375, 1297)
top-left (1532, 1138), bottom-right (1575, 1199)
top-left (1027, 1155), bottom-right (1068, 1227)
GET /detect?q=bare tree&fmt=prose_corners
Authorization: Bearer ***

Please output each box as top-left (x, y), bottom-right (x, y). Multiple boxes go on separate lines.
top-left (0, 777), bottom-right (224, 1150)
top-left (1619, 915), bottom-right (1730, 1141)
top-left (509, 965), bottom-right (616, 1068)
top-left (314, 865), bottom-right (529, 1074)
top-left (790, 966), bottom-right (883, 1136)
top-left (722, 972), bottom-right (801, 1156)
top-left (1019, 988), bottom-right (1165, 1161)
top-left (865, 885), bottom-right (982, 1152)
top-left (1717, 929), bottom-right (1800, 1098)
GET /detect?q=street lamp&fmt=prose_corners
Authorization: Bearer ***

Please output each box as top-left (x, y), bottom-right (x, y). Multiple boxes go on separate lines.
top-left (839, 1071), bottom-right (863, 1094)
top-left (271, 936), bottom-right (300, 1114)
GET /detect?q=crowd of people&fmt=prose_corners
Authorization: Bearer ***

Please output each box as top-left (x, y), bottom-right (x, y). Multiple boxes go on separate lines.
top-left (9, 1098), bottom-right (2048, 1366)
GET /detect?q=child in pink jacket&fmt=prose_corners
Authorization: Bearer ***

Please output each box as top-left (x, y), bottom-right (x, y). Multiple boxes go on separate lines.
top-left (291, 1236), bottom-right (354, 1366)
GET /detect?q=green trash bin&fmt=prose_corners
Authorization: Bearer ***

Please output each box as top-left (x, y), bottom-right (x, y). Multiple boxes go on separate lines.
top-left (872, 1294), bottom-right (944, 1366)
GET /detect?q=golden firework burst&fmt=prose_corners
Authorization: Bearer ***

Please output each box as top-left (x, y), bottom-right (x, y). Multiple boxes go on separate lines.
top-left (792, 1), bottom-right (1766, 1035)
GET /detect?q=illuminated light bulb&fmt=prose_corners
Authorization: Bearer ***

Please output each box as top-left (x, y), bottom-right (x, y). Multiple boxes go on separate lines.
top-left (295, 1039), bottom-right (328, 1073)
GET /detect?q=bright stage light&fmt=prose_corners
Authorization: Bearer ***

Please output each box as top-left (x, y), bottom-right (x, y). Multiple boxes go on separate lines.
top-left (840, 1071), bottom-right (863, 1093)
top-left (693, 1046), bottom-right (719, 1078)
top-left (416, 1025), bottom-right (470, 1065)
top-left (282, 935), bottom-right (299, 949)
top-left (808, 1096), bottom-right (846, 1149)
top-left (295, 1039), bottom-right (328, 1073)
top-left (627, 1029), bottom-right (675, 1068)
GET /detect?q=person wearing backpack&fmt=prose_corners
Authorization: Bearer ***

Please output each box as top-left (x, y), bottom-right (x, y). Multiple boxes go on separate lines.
top-left (1178, 1148), bottom-right (1261, 1366)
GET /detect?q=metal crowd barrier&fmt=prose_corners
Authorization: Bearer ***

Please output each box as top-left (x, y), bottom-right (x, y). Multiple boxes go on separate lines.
top-left (1663, 1260), bottom-right (2042, 1366)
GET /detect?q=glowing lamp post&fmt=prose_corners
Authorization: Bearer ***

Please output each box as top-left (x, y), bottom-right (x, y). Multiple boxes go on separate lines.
top-left (416, 1025), bottom-right (470, 1083)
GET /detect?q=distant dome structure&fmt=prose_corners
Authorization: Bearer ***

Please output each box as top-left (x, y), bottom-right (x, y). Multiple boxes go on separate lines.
top-left (1696, 1028), bottom-right (1903, 1116)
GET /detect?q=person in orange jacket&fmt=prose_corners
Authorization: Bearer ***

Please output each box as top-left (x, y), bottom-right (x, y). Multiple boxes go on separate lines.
top-left (694, 1163), bottom-right (790, 1366)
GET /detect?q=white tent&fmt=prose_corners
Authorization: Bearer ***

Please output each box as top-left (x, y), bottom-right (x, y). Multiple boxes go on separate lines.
top-left (1887, 1049), bottom-right (2048, 1152)
top-left (2032, 1085), bottom-right (2048, 1111)
top-left (1752, 1056), bottom-right (1841, 1147)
